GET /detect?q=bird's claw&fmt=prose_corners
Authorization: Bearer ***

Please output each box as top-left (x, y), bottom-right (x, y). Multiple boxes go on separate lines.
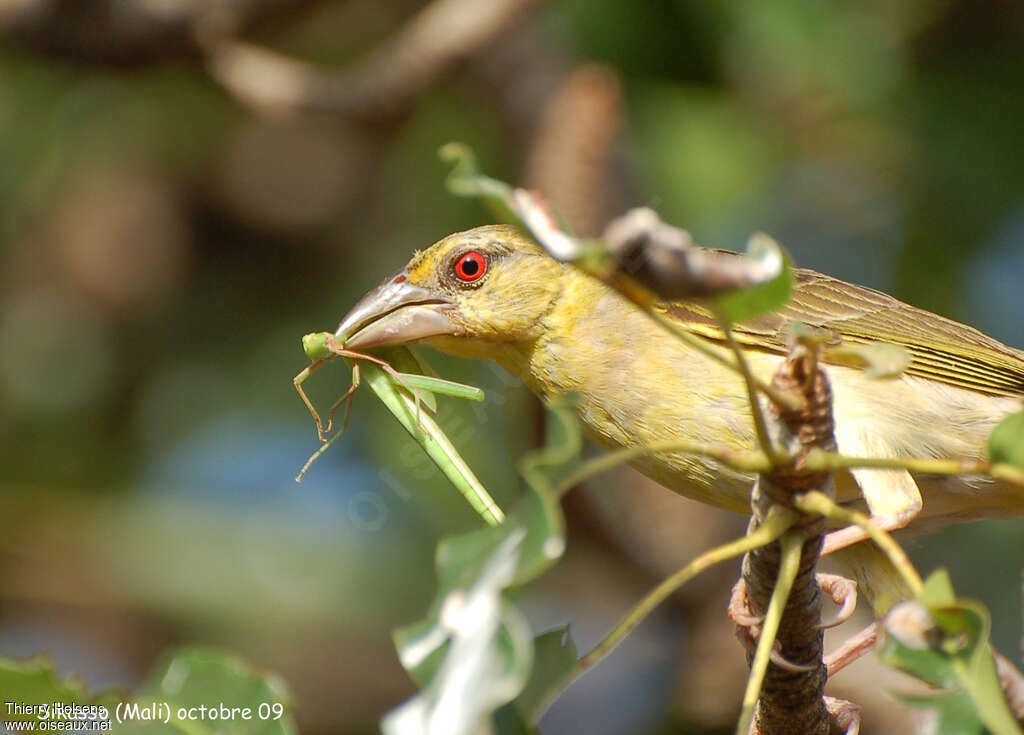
top-left (825, 696), bottom-right (861, 735)
top-left (816, 573), bottom-right (858, 629)
top-left (729, 579), bottom-right (765, 631)
top-left (728, 580), bottom-right (816, 673)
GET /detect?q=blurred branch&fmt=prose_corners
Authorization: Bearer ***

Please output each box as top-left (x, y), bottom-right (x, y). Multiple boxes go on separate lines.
top-left (0, 0), bottom-right (323, 65)
top-left (524, 63), bottom-right (622, 237)
top-left (206, 0), bottom-right (544, 121)
top-left (1, 0), bottom-right (545, 123)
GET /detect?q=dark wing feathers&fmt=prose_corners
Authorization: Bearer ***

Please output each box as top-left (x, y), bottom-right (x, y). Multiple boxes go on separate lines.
top-left (664, 262), bottom-right (1024, 397)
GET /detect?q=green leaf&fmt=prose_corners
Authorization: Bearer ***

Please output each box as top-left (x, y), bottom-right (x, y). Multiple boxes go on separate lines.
top-left (433, 476), bottom-right (566, 596)
top-left (513, 626), bottom-right (578, 723)
top-left (824, 341), bottom-right (912, 379)
top-left (385, 532), bottom-right (536, 735)
top-left (115, 647), bottom-right (297, 735)
top-left (988, 409), bottom-right (1024, 470)
top-left (890, 689), bottom-right (982, 735)
top-left (390, 480), bottom-right (566, 687)
top-left (493, 704), bottom-right (540, 735)
top-left (711, 232), bottom-right (792, 324)
top-left (0, 650), bottom-right (296, 735)
top-left (880, 579), bottom-right (1023, 735)
top-left (387, 405), bottom-right (578, 735)
top-left (880, 601), bottom-right (953, 687)
top-left (518, 397), bottom-right (583, 498)
top-left (920, 568), bottom-right (957, 608)
top-left (0, 656), bottom-right (93, 723)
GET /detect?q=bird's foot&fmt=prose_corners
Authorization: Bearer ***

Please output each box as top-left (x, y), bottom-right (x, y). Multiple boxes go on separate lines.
top-left (728, 579), bottom-right (816, 673)
top-left (817, 573), bottom-right (858, 629)
top-left (728, 578), bottom-right (764, 630)
top-left (825, 621), bottom-right (881, 677)
top-left (825, 696), bottom-right (862, 735)
top-left (822, 508), bottom-right (918, 555)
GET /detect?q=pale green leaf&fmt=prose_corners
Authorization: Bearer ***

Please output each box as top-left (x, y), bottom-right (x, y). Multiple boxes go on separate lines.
top-left (712, 232), bottom-right (792, 324)
top-left (988, 410), bottom-right (1024, 470)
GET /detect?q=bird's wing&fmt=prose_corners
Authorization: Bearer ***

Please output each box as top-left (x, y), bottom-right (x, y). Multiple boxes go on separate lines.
top-left (662, 258), bottom-right (1024, 397)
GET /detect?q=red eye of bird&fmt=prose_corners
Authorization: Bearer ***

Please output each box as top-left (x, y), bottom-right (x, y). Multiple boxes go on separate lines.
top-left (454, 251), bottom-right (487, 283)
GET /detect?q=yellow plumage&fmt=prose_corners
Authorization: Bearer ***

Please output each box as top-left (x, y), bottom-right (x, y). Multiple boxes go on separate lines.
top-left (336, 224), bottom-right (1024, 611)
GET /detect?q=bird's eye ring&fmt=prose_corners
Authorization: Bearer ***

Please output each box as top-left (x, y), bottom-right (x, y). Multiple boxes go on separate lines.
top-left (454, 251), bottom-right (487, 283)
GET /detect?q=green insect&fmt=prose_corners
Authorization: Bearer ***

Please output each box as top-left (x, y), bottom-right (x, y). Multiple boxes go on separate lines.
top-left (293, 331), bottom-right (503, 525)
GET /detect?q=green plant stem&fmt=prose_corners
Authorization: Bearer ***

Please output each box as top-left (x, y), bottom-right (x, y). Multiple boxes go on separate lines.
top-left (803, 448), bottom-right (1024, 489)
top-left (804, 448), bottom-right (987, 476)
top-left (642, 307), bottom-right (803, 411)
top-left (552, 440), bottom-right (774, 498)
top-left (559, 506), bottom-right (796, 698)
top-left (794, 490), bottom-right (923, 595)
top-left (991, 463), bottom-right (1024, 488)
top-left (736, 530), bottom-right (805, 735)
top-left (721, 319), bottom-right (783, 463)
top-left (519, 402), bottom-right (583, 494)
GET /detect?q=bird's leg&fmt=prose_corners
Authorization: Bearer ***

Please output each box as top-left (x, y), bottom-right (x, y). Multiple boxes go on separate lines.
top-left (821, 507), bottom-right (919, 555)
top-left (822, 467), bottom-right (922, 555)
top-left (728, 579), bottom-right (815, 673)
top-left (825, 621), bottom-right (880, 677)
top-left (816, 573), bottom-right (858, 629)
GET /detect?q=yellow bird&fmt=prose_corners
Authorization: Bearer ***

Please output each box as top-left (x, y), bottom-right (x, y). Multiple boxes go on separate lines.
top-left (335, 224), bottom-right (1024, 610)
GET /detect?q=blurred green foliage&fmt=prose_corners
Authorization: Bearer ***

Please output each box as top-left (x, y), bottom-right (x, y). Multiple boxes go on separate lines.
top-left (1, 648), bottom-right (297, 735)
top-left (1, 1), bottom-right (1022, 734)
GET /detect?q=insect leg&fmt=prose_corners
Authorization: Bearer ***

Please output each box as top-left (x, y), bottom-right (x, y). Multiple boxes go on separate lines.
top-left (294, 358), bottom-right (330, 441)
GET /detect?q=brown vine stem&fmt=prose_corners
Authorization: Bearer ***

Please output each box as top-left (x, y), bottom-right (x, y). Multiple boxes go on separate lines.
top-left (737, 345), bottom-right (838, 735)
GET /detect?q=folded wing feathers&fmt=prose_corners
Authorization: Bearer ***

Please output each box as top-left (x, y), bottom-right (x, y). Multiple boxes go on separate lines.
top-left (661, 262), bottom-right (1024, 397)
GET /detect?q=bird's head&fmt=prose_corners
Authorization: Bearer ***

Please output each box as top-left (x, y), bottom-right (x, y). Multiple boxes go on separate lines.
top-left (336, 225), bottom-right (567, 368)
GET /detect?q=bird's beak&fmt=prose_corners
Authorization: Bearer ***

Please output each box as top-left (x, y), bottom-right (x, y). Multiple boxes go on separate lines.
top-left (335, 269), bottom-right (459, 350)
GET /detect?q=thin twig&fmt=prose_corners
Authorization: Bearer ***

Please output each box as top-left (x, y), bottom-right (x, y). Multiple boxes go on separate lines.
top-left (794, 491), bottom-right (924, 596)
top-left (553, 439), bottom-right (774, 498)
top-left (737, 530), bottom-right (805, 735)
top-left (206, 0), bottom-right (542, 119)
top-left (722, 320), bottom-right (783, 463)
top-left (645, 308), bottom-right (803, 411)
top-left (804, 448), bottom-right (988, 476)
top-left (553, 506), bottom-right (796, 710)
top-left (802, 448), bottom-right (1024, 497)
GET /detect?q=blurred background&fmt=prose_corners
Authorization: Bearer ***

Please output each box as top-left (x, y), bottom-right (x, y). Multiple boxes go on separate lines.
top-left (1, 0), bottom-right (1022, 733)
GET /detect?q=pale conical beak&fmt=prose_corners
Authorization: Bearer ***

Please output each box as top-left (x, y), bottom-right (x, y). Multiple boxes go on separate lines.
top-left (335, 269), bottom-right (459, 350)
